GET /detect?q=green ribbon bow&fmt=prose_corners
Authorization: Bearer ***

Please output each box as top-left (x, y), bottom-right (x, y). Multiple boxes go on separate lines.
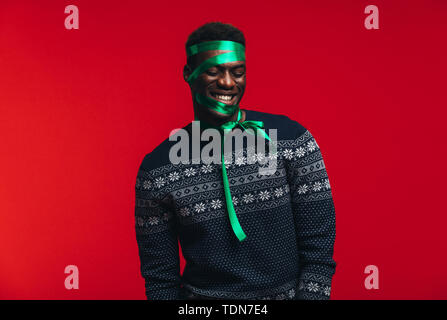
top-left (186, 40), bottom-right (270, 242)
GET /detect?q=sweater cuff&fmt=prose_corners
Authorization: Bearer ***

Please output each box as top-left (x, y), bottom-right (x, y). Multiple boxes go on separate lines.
top-left (296, 271), bottom-right (333, 300)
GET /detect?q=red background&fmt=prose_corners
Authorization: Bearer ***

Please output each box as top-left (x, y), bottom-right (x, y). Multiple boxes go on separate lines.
top-left (1, 0), bottom-right (446, 299)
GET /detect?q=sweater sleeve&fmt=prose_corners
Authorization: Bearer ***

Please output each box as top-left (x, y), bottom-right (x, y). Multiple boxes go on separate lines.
top-left (134, 161), bottom-right (181, 300)
top-left (286, 129), bottom-right (337, 300)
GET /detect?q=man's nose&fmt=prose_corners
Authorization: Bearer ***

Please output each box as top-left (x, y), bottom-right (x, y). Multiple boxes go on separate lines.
top-left (217, 70), bottom-right (235, 88)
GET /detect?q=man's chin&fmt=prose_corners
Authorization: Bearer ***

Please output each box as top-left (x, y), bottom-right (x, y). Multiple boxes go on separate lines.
top-left (207, 107), bottom-right (238, 119)
top-left (195, 102), bottom-right (238, 121)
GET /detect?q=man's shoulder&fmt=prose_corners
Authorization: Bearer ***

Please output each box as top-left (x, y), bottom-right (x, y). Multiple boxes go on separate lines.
top-left (138, 123), bottom-right (192, 172)
top-left (244, 109), bottom-right (308, 140)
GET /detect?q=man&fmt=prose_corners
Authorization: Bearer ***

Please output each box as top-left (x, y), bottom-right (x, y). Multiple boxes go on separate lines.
top-left (134, 22), bottom-right (336, 300)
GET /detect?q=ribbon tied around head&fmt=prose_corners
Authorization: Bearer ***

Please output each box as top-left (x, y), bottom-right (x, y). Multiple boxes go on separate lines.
top-left (186, 40), bottom-right (271, 242)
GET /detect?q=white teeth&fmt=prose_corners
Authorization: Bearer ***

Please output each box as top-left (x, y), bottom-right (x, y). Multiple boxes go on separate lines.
top-left (215, 95), bottom-right (232, 101)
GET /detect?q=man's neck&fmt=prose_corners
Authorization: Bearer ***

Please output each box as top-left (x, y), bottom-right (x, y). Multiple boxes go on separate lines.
top-left (194, 108), bottom-right (246, 127)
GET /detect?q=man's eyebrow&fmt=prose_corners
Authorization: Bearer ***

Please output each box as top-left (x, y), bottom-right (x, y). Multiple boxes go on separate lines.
top-left (215, 63), bottom-right (246, 70)
top-left (231, 64), bottom-right (246, 69)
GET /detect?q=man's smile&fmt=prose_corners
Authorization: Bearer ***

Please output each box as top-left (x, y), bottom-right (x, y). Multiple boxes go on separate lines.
top-left (209, 92), bottom-right (237, 104)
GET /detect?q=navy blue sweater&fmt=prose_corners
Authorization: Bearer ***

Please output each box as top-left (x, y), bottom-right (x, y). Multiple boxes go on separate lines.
top-left (135, 109), bottom-right (337, 300)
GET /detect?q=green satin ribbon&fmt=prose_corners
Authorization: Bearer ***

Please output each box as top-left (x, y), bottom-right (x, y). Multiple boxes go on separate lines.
top-left (187, 51), bottom-right (245, 87)
top-left (201, 109), bottom-right (271, 242)
top-left (187, 40), bottom-right (246, 57)
top-left (186, 40), bottom-right (270, 242)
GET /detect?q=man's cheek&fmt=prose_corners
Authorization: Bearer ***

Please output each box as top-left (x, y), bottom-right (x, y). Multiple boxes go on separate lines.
top-left (192, 83), bottom-right (204, 94)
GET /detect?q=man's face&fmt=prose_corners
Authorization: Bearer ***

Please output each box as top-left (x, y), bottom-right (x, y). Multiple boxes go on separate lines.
top-left (185, 49), bottom-right (246, 117)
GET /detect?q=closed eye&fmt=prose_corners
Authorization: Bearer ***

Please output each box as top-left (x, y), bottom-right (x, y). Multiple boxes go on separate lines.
top-left (205, 68), bottom-right (219, 76)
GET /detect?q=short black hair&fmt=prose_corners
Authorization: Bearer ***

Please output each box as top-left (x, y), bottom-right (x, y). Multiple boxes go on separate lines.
top-left (185, 22), bottom-right (246, 49)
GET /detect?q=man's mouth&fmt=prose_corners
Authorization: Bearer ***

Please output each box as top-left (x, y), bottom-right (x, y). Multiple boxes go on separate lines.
top-left (210, 92), bottom-right (236, 104)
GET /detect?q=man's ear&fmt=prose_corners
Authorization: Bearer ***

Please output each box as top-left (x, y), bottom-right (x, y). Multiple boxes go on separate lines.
top-left (183, 64), bottom-right (192, 82)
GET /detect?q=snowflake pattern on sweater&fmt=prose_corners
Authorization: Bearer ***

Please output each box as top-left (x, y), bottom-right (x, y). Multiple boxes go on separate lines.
top-left (135, 110), bottom-right (336, 300)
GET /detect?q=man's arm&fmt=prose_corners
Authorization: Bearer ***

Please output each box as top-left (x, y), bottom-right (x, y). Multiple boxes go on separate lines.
top-left (134, 164), bottom-right (181, 300)
top-left (287, 130), bottom-right (337, 300)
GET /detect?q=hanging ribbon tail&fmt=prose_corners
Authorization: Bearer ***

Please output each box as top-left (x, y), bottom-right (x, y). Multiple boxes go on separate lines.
top-left (197, 110), bottom-right (272, 243)
top-left (221, 149), bottom-right (247, 242)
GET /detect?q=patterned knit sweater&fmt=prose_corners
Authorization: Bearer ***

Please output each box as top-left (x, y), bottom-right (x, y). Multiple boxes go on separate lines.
top-left (134, 109), bottom-right (337, 300)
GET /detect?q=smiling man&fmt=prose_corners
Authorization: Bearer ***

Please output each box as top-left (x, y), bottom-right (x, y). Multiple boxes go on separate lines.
top-left (134, 22), bottom-right (337, 300)
top-left (183, 30), bottom-right (247, 127)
